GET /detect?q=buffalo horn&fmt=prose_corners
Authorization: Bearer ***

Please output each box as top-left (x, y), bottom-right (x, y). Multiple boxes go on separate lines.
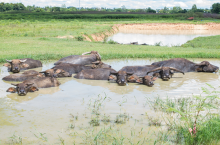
top-left (92, 61), bottom-right (100, 64)
top-left (147, 67), bottom-right (162, 74)
top-left (11, 83), bottom-right (18, 86)
top-left (97, 52), bottom-right (101, 59)
top-left (82, 51), bottom-right (91, 55)
top-left (6, 59), bottom-right (12, 63)
top-left (195, 61), bottom-right (209, 66)
top-left (169, 67), bottom-right (185, 74)
top-left (20, 59), bottom-right (27, 63)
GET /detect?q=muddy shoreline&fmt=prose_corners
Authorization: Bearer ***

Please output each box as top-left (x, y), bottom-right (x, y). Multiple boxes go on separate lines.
top-left (84, 23), bottom-right (220, 42)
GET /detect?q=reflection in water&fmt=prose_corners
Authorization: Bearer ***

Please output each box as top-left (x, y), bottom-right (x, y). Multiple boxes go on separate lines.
top-left (107, 30), bottom-right (220, 46)
top-left (0, 58), bottom-right (219, 143)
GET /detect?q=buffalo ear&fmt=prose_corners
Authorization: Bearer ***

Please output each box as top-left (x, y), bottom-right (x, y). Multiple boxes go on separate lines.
top-left (22, 63), bottom-right (29, 68)
top-left (152, 77), bottom-right (158, 81)
top-left (26, 83), bottom-right (34, 86)
top-left (6, 59), bottom-right (12, 63)
top-left (136, 78), bottom-right (143, 84)
top-left (6, 87), bottom-right (17, 93)
top-left (3, 63), bottom-right (11, 67)
top-left (29, 86), bottom-right (38, 92)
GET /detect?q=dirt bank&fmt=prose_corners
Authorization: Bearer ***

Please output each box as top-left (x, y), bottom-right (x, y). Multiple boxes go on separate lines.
top-left (118, 23), bottom-right (220, 31)
top-left (86, 23), bottom-right (220, 42)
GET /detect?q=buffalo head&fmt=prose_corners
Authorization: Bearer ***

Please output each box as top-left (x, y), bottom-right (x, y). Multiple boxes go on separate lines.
top-left (40, 69), bottom-right (71, 78)
top-left (5, 59), bottom-right (28, 73)
top-left (147, 67), bottom-right (184, 81)
top-left (195, 61), bottom-right (219, 73)
top-left (91, 61), bottom-right (111, 69)
top-left (82, 51), bottom-right (101, 61)
top-left (7, 83), bottom-right (38, 96)
top-left (136, 76), bottom-right (157, 87)
top-left (110, 71), bottom-right (133, 86)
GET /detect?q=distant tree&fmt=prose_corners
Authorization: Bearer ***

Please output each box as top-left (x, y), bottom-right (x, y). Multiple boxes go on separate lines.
top-left (211, 3), bottom-right (220, 14)
top-left (121, 5), bottom-right (127, 12)
top-left (52, 7), bottom-right (60, 12)
top-left (171, 6), bottom-right (182, 13)
top-left (115, 8), bottom-right (122, 12)
top-left (163, 6), bottom-right (169, 13)
top-left (146, 7), bottom-right (156, 13)
top-left (192, 4), bottom-right (197, 12)
top-left (179, 9), bottom-right (187, 13)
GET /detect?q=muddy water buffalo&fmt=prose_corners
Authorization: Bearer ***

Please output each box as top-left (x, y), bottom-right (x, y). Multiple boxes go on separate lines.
top-left (119, 65), bottom-right (158, 77)
top-left (110, 71), bottom-right (133, 86)
top-left (53, 62), bottom-right (111, 73)
top-left (40, 69), bottom-right (71, 78)
top-left (136, 76), bottom-right (158, 87)
top-left (74, 68), bottom-right (117, 80)
top-left (4, 58), bottom-right (42, 73)
top-left (6, 77), bottom-right (60, 96)
top-left (151, 58), bottom-right (219, 73)
top-left (54, 51), bottom-right (101, 65)
top-left (3, 70), bottom-right (44, 82)
top-left (147, 67), bottom-right (184, 81)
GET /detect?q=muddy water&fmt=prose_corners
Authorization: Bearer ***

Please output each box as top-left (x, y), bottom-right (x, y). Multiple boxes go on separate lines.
top-left (107, 30), bottom-right (220, 46)
top-left (0, 59), bottom-right (220, 144)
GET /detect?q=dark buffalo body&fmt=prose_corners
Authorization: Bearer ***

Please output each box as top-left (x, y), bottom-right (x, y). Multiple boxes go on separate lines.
top-left (74, 68), bottom-right (117, 80)
top-left (7, 77), bottom-right (60, 96)
top-left (54, 51), bottom-right (101, 65)
top-left (3, 70), bottom-right (44, 82)
top-left (5, 58), bottom-right (42, 73)
top-left (53, 63), bottom-right (92, 74)
top-left (119, 65), bottom-right (158, 77)
top-left (151, 58), bottom-right (219, 73)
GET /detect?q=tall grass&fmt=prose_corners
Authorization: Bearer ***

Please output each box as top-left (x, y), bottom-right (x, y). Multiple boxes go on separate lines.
top-left (148, 84), bottom-right (220, 144)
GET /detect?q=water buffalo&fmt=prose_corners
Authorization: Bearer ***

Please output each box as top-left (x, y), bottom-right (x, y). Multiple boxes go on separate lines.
top-left (110, 71), bottom-right (133, 86)
top-left (4, 58), bottom-right (42, 73)
top-left (6, 77), bottom-right (60, 96)
top-left (136, 76), bottom-right (158, 87)
top-left (40, 69), bottom-right (71, 78)
top-left (147, 67), bottom-right (184, 81)
top-left (74, 68), bottom-right (117, 80)
top-left (2, 70), bottom-right (44, 82)
top-left (53, 62), bottom-right (111, 74)
top-left (119, 65), bottom-right (158, 77)
top-left (54, 51), bottom-right (101, 65)
top-left (151, 58), bottom-right (219, 73)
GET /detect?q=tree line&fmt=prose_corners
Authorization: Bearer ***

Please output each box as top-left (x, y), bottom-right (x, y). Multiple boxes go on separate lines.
top-left (0, 2), bottom-right (220, 14)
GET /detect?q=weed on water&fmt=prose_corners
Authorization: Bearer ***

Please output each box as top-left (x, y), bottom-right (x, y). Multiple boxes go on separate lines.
top-left (33, 128), bottom-right (48, 142)
top-left (148, 84), bottom-right (220, 144)
top-left (8, 133), bottom-right (22, 144)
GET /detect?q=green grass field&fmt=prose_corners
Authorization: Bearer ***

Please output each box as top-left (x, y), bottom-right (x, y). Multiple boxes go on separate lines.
top-left (0, 14), bottom-right (220, 63)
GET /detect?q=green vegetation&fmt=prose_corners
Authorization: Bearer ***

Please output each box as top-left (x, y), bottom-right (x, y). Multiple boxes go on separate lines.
top-left (181, 35), bottom-right (220, 49)
top-left (148, 84), bottom-right (220, 144)
top-left (1, 37), bottom-right (220, 63)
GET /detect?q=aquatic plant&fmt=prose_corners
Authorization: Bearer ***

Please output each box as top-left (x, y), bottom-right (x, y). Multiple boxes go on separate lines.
top-left (149, 84), bottom-right (220, 144)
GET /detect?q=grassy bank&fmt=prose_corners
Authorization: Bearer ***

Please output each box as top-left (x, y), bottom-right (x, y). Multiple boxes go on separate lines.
top-left (182, 35), bottom-right (220, 49)
top-left (0, 37), bottom-right (220, 63)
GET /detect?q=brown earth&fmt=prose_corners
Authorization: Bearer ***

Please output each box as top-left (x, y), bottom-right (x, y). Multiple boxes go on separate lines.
top-left (57, 23), bottom-right (220, 41)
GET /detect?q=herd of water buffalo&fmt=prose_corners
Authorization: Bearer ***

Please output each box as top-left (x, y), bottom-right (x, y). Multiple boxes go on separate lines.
top-left (2, 51), bottom-right (219, 96)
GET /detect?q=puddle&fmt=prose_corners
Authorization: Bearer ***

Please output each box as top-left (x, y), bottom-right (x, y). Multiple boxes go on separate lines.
top-left (0, 58), bottom-right (219, 144)
top-left (107, 30), bottom-right (220, 46)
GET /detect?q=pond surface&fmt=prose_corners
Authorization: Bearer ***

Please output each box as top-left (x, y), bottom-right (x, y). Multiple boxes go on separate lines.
top-left (0, 58), bottom-right (220, 144)
top-left (107, 30), bottom-right (220, 46)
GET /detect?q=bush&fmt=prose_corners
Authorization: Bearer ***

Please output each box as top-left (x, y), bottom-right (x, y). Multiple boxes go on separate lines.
top-left (75, 36), bottom-right (84, 41)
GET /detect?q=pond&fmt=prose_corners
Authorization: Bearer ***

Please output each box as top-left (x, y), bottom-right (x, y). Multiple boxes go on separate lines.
top-left (107, 30), bottom-right (220, 46)
top-left (0, 58), bottom-right (220, 144)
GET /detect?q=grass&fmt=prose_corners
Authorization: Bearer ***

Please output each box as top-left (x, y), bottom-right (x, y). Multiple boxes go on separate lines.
top-left (182, 35), bottom-right (220, 49)
top-left (0, 37), bottom-right (220, 63)
top-left (148, 84), bottom-right (220, 145)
